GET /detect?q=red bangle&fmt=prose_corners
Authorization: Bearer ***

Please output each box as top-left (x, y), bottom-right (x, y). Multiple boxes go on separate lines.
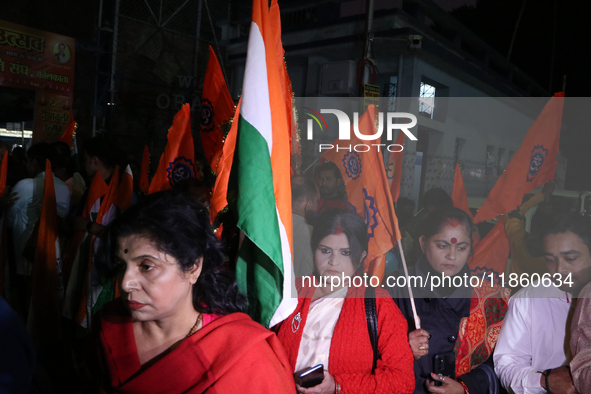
top-left (458, 380), bottom-right (469, 394)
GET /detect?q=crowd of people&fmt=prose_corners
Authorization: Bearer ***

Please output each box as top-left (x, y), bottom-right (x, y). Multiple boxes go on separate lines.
top-left (0, 138), bottom-right (590, 394)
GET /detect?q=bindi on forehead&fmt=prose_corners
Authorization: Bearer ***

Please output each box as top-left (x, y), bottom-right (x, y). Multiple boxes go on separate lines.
top-left (450, 237), bottom-right (457, 244)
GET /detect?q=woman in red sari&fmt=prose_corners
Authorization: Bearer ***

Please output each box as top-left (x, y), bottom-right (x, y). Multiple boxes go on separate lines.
top-left (94, 191), bottom-right (295, 393)
top-left (275, 209), bottom-right (415, 394)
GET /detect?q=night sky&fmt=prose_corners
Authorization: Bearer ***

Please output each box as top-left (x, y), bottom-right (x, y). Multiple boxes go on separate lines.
top-left (2, 0), bottom-right (590, 189)
top-left (446, 0), bottom-right (591, 190)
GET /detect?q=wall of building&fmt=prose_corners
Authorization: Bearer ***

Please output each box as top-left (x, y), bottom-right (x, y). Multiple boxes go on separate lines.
top-left (227, 1), bottom-right (564, 208)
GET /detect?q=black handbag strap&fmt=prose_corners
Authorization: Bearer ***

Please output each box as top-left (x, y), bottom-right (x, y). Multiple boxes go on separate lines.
top-left (364, 286), bottom-right (379, 373)
top-left (476, 363), bottom-right (499, 394)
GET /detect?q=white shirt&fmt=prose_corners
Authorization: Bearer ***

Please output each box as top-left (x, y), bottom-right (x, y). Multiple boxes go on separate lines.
top-left (494, 284), bottom-right (573, 394)
top-left (294, 286), bottom-right (348, 373)
top-left (6, 172), bottom-right (70, 275)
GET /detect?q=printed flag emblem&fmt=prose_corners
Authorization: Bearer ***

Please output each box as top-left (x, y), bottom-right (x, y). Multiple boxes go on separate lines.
top-left (386, 162), bottom-right (395, 180)
top-left (201, 98), bottom-right (215, 132)
top-left (166, 156), bottom-right (195, 186)
top-left (527, 145), bottom-right (548, 182)
top-left (342, 152), bottom-right (362, 180)
top-left (363, 188), bottom-right (378, 239)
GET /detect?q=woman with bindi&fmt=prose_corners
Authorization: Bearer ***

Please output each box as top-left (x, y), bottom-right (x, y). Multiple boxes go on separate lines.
top-left (274, 209), bottom-right (415, 394)
top-left (387, 208), bottom-right (510, 394)
top-left (93, 190), bottom-right (295, 393)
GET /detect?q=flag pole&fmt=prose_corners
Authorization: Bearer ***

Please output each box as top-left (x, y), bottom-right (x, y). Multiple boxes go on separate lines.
top-left (390, 159), bottom-right (420, 329)
top-left (303, 157), bottom-right (320, 173)
top-left (397, 239), bottom-right (421, 330)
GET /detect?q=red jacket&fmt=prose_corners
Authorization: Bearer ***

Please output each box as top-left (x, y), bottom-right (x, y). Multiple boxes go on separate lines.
top-left (275, 282), bottom-right (415, 393)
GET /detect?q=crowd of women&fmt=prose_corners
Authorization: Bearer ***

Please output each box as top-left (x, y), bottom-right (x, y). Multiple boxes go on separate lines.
top-left (92, 186), bottom-right (590, 393)
top-left (2, 141), bottom-right (590, 393)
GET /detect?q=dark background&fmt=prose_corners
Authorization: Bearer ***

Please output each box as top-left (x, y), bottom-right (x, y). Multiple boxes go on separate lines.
top-left (1, 0), bottom-right (590, 190)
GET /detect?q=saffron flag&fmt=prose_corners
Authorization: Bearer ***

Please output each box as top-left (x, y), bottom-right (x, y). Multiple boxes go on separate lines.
top-left (452, 163), bottom-right (473, 219)
top-left (76, 168), bottom-right (119, 326)
top-left (201, 47), bottom-right (234, 174)
top-left (148, 104), bottom-right (196, 193)
top-left (473, 94), bottom-right (564, 223)
top-left (210, 100), bottom-right (240, 227)
top-left (386, 130), bottom-right (405, 203)
top-left (28, 160), bottom-right (61, 344)
top-left (140, 145), bottom-right (150, 194)
top-left (320, 106), bottom-right (402, 281)
top-left (114, 165), bottom-right (133, 212)
top-left (270, 0), bottom-right (299, 158)
top-left (96, 167), bottom-right (119, 224)
top-left (63, 171), bottom-right (118, 328)
top-left (62, 173), bottom-right (108, 286)
top-left (469, 219), bottom-right (510, 281)
top-left (232, 0), bottom-right (296, 328)
top-left (83, 173), bottom-right (109, 219)
top-left (60, 120), bottom-right (77, 147)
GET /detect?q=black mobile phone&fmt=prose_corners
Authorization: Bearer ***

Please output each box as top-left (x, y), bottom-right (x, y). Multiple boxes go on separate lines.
top-left (297, 364), bottom-right (324, 388)
top-left (432, 353), bottom-right (455, 387)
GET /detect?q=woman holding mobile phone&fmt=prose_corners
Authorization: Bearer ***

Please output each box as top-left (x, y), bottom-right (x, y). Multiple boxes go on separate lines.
top-left (275, 209), bottom-right (415, 394)
top-left (388, 208), bottom-right (510, 394)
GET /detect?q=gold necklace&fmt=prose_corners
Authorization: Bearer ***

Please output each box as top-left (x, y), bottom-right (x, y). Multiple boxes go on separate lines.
top-left (185, 313), bottom-right (203, 339)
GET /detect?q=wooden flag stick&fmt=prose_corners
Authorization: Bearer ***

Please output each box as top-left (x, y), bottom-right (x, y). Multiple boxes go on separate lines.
top-left (397, 238), bottom-right (421, 330)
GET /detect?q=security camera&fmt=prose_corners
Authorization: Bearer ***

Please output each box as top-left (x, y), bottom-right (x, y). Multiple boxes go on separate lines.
top-left (409, 35), bottom-right (422, 49)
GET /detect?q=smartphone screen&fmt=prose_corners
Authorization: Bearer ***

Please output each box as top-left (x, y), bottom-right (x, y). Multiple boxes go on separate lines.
top-left (297, 364), bottom-right (324, 388)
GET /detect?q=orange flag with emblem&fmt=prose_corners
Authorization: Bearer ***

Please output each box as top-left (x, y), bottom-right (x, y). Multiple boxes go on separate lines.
top-left (201, 47), bottom-right (234, 174)
top-left (452, 163), bottom-right (473, 219)
top-left (140, 145), bottom-right (150, 194)
top-left (149, 104), bottom-right (196, 193)
top-left (28, 160), bottom-right (61, 344)
top-left (474, 93), bottom-right (564, 223)
top-left (320, 106), bottom-right (401, 280)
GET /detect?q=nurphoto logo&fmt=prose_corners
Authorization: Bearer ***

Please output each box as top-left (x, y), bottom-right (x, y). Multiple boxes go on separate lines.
top-left (304, 109), bottom-right (418, 152)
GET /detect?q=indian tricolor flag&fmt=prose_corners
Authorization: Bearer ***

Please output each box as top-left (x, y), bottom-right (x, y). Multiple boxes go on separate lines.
top-left (233, 0), bottom-right (296, 328)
